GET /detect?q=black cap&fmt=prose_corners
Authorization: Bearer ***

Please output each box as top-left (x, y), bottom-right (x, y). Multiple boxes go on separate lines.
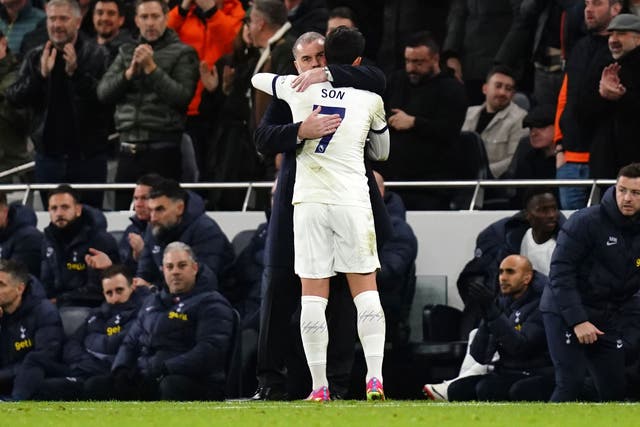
top-left (523, 104), bottom-right (556, 128)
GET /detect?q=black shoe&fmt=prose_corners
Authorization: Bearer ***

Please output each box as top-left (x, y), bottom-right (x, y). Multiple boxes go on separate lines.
top-left (249, 386), bottom-right (288, 401)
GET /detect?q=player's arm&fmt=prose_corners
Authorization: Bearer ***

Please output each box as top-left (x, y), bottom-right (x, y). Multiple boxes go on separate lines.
top-left (366, 97), bottom-right (390, 161)
top-left (251, 73), bottom-right (280, 97)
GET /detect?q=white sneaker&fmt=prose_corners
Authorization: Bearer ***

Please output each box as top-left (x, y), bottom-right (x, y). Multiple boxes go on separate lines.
top-left (422, 381), bottom-right (449, 401)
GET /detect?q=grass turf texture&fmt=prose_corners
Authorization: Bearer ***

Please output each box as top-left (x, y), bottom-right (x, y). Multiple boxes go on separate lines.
top-left (1, 401), bottom-right (639, 426)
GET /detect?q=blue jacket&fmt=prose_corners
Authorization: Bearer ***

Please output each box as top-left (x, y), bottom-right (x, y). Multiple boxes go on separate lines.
top-left (254, 65), bottom-right (392, 268)
top-left (0, 203), bottom-right (43, 277)
top-left (0, 278), bottom-right (63, 380)
top-left (41, 205), bottom-right (120, 306)
top-left (112, 267), bottom-right (234, 390)
top-left (62, 287), bottom-right (149, 378)
top-left (136, 191), bottom-right (234, 288)
top-left (471, 272), bottom-right (552, 374)
top-left (542, 187), bottom-right (640, 347)
top-left (118, 215), bottom-right (147, 275)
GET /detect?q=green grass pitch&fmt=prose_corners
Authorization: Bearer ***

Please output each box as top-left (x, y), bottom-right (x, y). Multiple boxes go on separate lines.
top-left (1, 401), bottom-right (640, 427)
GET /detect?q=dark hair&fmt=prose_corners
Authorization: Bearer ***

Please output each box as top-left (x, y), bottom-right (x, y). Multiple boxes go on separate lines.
top-left (486, 65), bottom-right (516, 84)
top-left (618, 163), bottom-right (640, 179)
top-left (329, 6), bottom-right (356, 25)
top-left (405, 30), bottom-right (439, 55)
top-left (94, 0), bottom-right (125, 16)
top-left (0, 259), bottom-right (29, 286)
top-left (102, 264), bottom-right (133, 284)
top-left (523, 187), bottom-right (557, 210)
top-left (136, 173), bottom-right (164, 188)
top-left (252, 0), bottom-right (288, 28)
top-left (325, 26), bottom-right (365, 65)
top-left (0, 191), bottom-right (6, 206)
top-left (148, 178), bottom-right (187, 202)
top-left (49, 184), bottom-right (81, 204)
top-left (135, 0), bottom-right (168, 14)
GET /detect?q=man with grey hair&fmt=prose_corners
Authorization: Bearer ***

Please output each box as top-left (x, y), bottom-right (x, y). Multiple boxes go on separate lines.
top-left (6, 0), bottom-right (110, 209)
top-left (591, 14), bottom-right (640, 178)
top-left (106, 241), bottom-right (235, 400)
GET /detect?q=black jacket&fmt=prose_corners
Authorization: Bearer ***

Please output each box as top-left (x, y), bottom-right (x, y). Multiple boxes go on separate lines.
top-left (112, 267), bottom-right (234, 392)
top-left (288, 0), bottom-right (328, 38)
top-left (41, 205), bottom-right (120, 306)
top-left (0, 203), bottom-right (43, 277)
top-left (118, 215), bottom-right (147, 276)
top-left (0, 279), bottom-right (63, 379)
top-left (6, 34), bottom-right (110, 156)
top-left (471, 272), bottom-right (552, 374)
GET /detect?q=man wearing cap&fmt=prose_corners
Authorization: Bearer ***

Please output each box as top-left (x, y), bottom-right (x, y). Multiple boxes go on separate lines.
top-left (505, 104), bottom-right (558, 207)
top-left (590, 13), bottom-right (640, 179)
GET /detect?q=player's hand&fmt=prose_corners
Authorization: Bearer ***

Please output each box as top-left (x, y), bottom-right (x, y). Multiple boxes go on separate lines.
top-left (62, 43), bottom-right (77, 76)
top-left (297, 106), bottom-right (341, 140)
top-left (200, 61), bottom-right (219, 92)
top-left (388, 108), bottom-right (415, 131)
top-left (128, 233), bottom-right (145, 261)
top-left (291, 68), bottom-right (327, 92)
top-left (573, 321), bottom-right (604, 345)
top-left (40, 41), bottom-right (57, 78)
top-left (85, 248), bottom-right (113, 270)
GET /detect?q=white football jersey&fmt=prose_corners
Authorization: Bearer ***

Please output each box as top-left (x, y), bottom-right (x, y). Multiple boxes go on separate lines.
top-left (252, 73), bottom-right (388, 208)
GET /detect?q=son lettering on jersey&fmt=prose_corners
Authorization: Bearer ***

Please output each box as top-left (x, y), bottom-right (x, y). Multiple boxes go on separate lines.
top-left (321, 88), bottom-right (345, 100)
top-left (168, 311), bottom-right (188, 321)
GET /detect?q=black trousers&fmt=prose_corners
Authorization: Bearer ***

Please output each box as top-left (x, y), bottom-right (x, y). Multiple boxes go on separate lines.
top-left (543, 312), bottom-right (626, 402)
top-left (256, 266), bottom-right (357, 399)
top-left (115, 143), bottom-right (181, 210)
top-left (11, 351), bottom-right (77, 400)
top-left (84, 373), bottom-right (218, 401)
top-left (448, 372), bottom-right (554, 401)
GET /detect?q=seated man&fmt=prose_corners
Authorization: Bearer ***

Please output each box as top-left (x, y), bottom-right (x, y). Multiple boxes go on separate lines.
top-left (107, 242), bottom-right (234, 401)
top-left (118, 173), bottom-right (163, 274)
top-left (373, 171), bottom-right (418, 346)
top-left (446, 255), bottom-right (555, 402)
top-left (0, 191), bottom-right (43, 277)
top-left (136, 178), bottom-right (234, 289)
top-left (41, 185), bottom-right (120, 307)
top-left (461, 65), bottom-right (528, 179)
top-left (10, 265), bottom-right (148, 400)
top-left (0, 260), bottom-right (63, 400)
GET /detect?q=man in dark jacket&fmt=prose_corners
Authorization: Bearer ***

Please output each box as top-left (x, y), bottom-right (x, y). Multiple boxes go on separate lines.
top-left (252, 31), bottom-right (391, 400)
top-left (118, 173), bottom-right (163, 275)
top-left (542, 163), bottom-right (640, 402)
top-left (377, 30), bottom-right (468, 210)
top-left (97, 0), bottom-right (199, 208)
top-left (0, 260), bottom-right (64, 400)
top-left (5, 0), bottom-right (110, 209)
top-left (590, 14), bottom-right (640, 179)
top-left (109, 242), bottom-right (234, 400)
top-left (42, 185), bottom-right (120, 307)
top-left (135, 178), bottom-right (234, 290)
top-left (447, 255), bottom-right (555, 401)
top-left (0, 191), bottom-right (43, 277)
top-left (11, 264), bottom-right (147, 400)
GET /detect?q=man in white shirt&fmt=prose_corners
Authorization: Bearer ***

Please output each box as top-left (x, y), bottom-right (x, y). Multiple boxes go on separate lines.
top-left (252, 26), bottom-right (389, 402)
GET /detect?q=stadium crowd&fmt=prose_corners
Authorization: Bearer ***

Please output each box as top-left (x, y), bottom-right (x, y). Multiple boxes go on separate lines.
top-left (1, 0), bottom-right (640, 403)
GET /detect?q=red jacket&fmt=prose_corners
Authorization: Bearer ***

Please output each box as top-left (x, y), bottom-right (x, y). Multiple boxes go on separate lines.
top-left (168, 0), bottom-right (244, 116)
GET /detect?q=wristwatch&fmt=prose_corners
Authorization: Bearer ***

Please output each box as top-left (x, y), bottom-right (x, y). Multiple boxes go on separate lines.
top-left (323, 66), bottom-right (333, 82)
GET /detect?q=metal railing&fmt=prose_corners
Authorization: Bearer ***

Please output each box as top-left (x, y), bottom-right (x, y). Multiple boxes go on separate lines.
top-left (0, 178), bottom-right (618, 212)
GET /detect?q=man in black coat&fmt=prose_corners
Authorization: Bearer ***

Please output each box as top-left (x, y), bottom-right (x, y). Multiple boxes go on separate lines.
top-left (42, 185), bottom-right (120, 307)
top-left (5, 0), bottom-right (110, 209)
top-left (447, 255), bottom-right (555, 402)
top-left (252, 31), bottom-right (391, 400)
top-left (542, 163), bottom-right (640, 402)
top-left (107, 242), bottom-right (234, 401)
top-left (11, 265), bottom-right (148, 400)
top-left (377, 30), bottom-right (468, 210)
top-left (0, 191), bottom-right (43, 277)
top-left (0, 260), bottom-right (64, 400)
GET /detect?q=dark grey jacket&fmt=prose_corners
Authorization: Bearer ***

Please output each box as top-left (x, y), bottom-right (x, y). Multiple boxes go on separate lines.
top-left (97, 29), bottom-right (199, 142)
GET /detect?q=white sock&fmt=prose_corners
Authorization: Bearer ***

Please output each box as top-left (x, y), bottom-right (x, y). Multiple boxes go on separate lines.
top-left (354, 290), bottom-right (386, 383)
top-left (300, 295), bottom-right (329, 390)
